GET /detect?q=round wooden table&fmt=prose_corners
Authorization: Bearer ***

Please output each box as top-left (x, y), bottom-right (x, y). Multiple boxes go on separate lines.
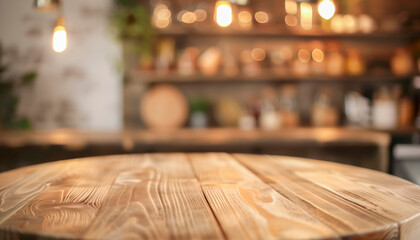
top-left (0, 153), bottom-right (420, 240)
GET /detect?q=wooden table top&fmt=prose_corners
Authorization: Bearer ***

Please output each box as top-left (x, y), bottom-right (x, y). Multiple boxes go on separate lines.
top-left (0, 153), bottom-right (420, 240)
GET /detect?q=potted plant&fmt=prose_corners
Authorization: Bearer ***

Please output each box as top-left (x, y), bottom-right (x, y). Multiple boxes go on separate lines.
top-left (0, 43), bottom-right (36, 131)
top-left (112, 0), bottom-right (155, 71)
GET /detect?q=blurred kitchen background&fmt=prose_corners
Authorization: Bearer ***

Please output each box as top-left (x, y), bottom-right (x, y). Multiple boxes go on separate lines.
top-left (0, 0), bottom-right (419, 183)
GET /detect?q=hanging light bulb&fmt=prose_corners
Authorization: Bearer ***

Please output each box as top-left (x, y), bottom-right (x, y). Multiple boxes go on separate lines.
top-left (34, 0), bottom-right (59, 12)
top-left (317, 0), bottom-right (335, 20)
top-left (52, 15), bottom-right (67, 53)
top-left (215, 1), bottom-right (233, 27)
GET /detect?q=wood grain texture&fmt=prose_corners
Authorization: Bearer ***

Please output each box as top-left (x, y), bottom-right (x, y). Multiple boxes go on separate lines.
top-left (84, 153), bottom-right (223, 240)
top-left (188, 153), bottom-right (338, 240)
top-left (0, 161), bottom-right (74, 226)
top-left (233, 154), bottom-right (399, 239)
top-left (0, 153), bottom-right (420, 240)
top-left (0, 156), bottom-right (127, 239)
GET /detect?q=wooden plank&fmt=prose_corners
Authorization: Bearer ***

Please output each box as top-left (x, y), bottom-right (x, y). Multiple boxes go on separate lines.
top-left (0, 161), bottom-right (76, 226)
top-left (0, 156), bottom-right (129, 239)
top-left (188, 153), bottom-right (338, 240)
top-left (0, 165), bottom-right (39, 190)
top-left (236, 154), bottom-right (420, 239)
top-left (400, 214), bottom-right (420, 240)
top-left (234, 154), bottom-right (399, 239)
top-left (293, 170), bottom-right (420, 240)
top-left (84, 153), bottom-right (224, 240)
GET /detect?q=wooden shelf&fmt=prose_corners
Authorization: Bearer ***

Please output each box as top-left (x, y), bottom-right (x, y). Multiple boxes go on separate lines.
top-left (129, 70), bottom-right (415, 84)
top-left (155, 25), bottom-right (420, 41)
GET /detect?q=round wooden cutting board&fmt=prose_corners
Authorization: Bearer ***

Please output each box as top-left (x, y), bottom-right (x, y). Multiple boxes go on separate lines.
top-left (140, 84), bottom-right (188, 130)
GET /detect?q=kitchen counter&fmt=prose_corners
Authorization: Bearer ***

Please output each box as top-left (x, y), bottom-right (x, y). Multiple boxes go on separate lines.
top-left (0, 127), bottom-right (390, 148)
top-left (0, 127), bottom-right (392, 172)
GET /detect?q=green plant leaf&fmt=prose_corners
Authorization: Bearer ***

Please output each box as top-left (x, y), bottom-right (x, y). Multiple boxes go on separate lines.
top-left (21, 72), bottom-right (37, 85)
top-left (0, 65), bottom-right (7, 75)
top-left (0, 82), bottom-right (13, 94)
top-left (17, 118), bottom-right (32, 130)
top-left (190, 98), bottom-right (210, 112)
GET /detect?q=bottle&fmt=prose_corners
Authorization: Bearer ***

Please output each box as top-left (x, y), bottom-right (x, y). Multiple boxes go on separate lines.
top-left (292, 43), bottom-right (310, 76)
top-left (344, 91), bottom-right (370, 126)
top-left (372, 87), bottom-right (397, 129)
top-left (278, 85), bottom-right (300, 127)
top-left (398, 96), bottom-right (414, 128)
top-left (346, 49), bottom-right (365, 76)
top-left (310, 41), bottom-right (326, 75)
top-left (259, 87), bottom-right (280, 130)
top-left (391, 48), bottom-right (414, 76)
top-left (178, 47), bottom-right (200, 76)
top-left (238, 114), bottom-right (256, 131)
top-left (155, 38), bottom-right (176, 74)
top-left (311, 88), bottom-right (339, 126)
top-left (326, 41), bottom-right (345, 77)
top-left (198, 47), bottom-right (223, 76)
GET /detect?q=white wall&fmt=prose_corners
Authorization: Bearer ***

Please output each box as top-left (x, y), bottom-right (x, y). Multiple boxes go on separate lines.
top-left (0, 0), bottom-right (122, 130)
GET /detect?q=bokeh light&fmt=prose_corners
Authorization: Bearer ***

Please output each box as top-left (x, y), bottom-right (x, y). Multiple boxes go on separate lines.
top-left (238, 11), bottom-right (252, 24)
top-left (182, 11), bottom-right (197, 24)
top-left (312, 48), bottom-right (325, 62)
top-left (285, 0), bottom-right (298, 15)
top-left (285, 15), bottom-right (297, 26)
top-left (251, 48), bottom-right (266, 61)
top-left (194, 9), bottom-right (207, 22)
top-left (255, 11), bottom-right (269, 24)
top-left (215, 1), bottom-right (233, 27)
top-left (300, 2), bottom-right (313, 30)
top-left (331, 14), bottom-right (344, 33)
top-left (317, 0), bottom-right (335, 20)
top-left (298, 49), bottom-right (311, 63)
top-left (343, 14), bottom-right (357, 33)
top-left (153, 4), bottom-right (171, 29)
top-left (52, 26), bottom-right (67, 53)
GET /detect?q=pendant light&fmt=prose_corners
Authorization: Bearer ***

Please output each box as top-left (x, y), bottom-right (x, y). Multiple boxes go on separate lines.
top-left (317, 0), bottom-right (335, 20)
top-left (34, 0), bottom-right (59, 12)
top-left (215, 1), bottom-right (233, 27)
top-left (52, 14), bottom-right (67, 53)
